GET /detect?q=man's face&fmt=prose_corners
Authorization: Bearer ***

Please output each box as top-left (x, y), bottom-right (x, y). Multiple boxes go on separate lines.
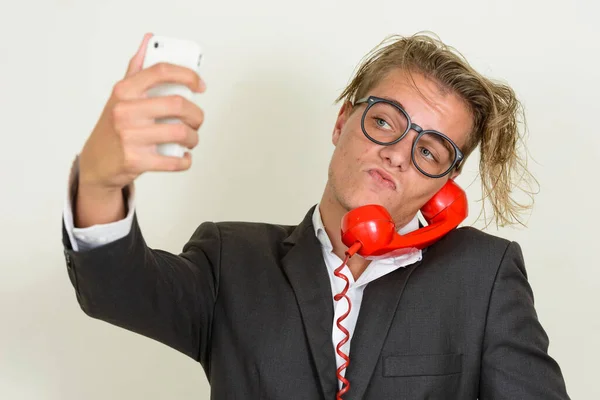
top-left (325, 68), bottom-right (473, 226)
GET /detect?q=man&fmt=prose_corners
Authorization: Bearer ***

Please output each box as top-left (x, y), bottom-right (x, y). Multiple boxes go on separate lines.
top-left (62, 32), bottom-right (570, 399)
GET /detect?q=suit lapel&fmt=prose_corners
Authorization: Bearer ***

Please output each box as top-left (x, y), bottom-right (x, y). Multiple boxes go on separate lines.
top-left (281, 206), bottom-right (337, 400)
top-left (344, 260), bottom-right (421, 400)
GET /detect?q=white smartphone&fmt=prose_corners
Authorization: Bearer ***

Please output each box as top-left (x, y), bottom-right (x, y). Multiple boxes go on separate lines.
top-left (142, 35), bottom-right (203, 158)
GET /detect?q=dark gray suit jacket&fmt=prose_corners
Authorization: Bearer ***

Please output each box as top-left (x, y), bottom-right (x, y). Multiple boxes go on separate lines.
top-left (62, 206), bottom-right (570, 399)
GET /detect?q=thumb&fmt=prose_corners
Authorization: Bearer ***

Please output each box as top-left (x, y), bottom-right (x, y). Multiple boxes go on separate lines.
top-left (125, 33), bottom-right (153, 77)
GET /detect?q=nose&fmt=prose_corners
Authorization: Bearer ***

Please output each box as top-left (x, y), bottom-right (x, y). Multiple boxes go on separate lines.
top-left (378, 131), bottom-right (415, 171)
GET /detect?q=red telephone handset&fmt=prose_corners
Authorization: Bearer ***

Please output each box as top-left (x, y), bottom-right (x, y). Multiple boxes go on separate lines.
top-left (341, 179), bottom-right (468, 258)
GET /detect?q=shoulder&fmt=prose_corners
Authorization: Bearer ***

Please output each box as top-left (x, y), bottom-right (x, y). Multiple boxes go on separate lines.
top-left (187, 219), bottom-right (299, 249)
top-left (216, 220), bottom-right (297, 243)
top-left (441, 225), bottom-right (512, 254)
top-left (423, 225), bottom-right (521, 278)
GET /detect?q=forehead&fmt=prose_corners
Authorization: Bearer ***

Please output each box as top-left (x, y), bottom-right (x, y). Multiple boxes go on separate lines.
top-left (366, 69), bottom-right (473, 149)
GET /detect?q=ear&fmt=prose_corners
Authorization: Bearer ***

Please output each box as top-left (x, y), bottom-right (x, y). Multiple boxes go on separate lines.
top-left (449, 169), bottom-right (461, 180)
top-left (332, 101), bottom-right (352, 146)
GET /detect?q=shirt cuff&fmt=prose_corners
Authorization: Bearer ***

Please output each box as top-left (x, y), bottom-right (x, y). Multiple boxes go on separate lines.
top-left (62, 155), bottom-right (135, 252)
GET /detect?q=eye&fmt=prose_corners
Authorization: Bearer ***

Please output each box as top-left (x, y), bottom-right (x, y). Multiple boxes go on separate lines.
top-left (419, 147), bottom-right (438, 162)
top-left (375, 118), bottom-right (390, 128)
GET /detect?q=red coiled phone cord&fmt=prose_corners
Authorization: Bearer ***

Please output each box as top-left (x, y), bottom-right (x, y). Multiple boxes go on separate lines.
top-left (334, 242), bottom-right (362, 400)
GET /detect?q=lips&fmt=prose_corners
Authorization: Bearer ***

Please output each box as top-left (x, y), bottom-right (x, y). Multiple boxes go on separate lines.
top-left (368, 168), bottom-right (397, 190)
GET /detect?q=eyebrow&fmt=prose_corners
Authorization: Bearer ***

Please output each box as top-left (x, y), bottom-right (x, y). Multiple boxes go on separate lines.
top-left (380, 96), bottom-right (407, 111)
top-left (424, 132), bottom-right (454, 154)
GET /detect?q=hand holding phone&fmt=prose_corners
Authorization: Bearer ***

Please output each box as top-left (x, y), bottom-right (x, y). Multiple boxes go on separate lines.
top-left (76, 33), bottom-right (206, 228)
top-left (142, 35), bottom-right (204, 157)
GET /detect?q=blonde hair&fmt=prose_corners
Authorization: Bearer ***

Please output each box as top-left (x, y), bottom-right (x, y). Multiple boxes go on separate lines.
top-left (336, 32), bottom-right (538, 228)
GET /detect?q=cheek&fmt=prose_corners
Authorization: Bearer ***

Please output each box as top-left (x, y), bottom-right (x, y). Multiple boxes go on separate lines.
top-left (334, 132), bottom-right (369, 168)
top-left (408, 180), bottom-right (448, 208)
top-left (342, 129), bottom-right (377, 162)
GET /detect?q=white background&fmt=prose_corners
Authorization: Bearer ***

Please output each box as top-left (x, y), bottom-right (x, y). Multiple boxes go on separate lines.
top-left (1, 0), bottom-right (598, 398)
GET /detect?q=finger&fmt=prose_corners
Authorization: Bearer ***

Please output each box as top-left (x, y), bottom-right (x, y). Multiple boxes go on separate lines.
top-left (125, 33), bottom-right (154, 78)
top-left (117, 95), bottom-right (205, 130)
top-left (126, 123), bottom-right (199, 149)
top-left (142, 151), bottom-right (193, 172)
top-left (125, 62), bottom-right (205, 98)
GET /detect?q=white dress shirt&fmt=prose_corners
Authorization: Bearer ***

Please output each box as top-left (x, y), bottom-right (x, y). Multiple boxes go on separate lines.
top-left (63, 157), bottom-right (423, 388)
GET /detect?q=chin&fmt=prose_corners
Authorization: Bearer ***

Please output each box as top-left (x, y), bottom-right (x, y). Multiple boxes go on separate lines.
top-left (337, 187), bottom-right (395, 212)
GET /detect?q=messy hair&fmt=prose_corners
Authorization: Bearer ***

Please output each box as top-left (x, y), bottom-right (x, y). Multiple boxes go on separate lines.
top-left (336, 32), bottom-right (538, 228)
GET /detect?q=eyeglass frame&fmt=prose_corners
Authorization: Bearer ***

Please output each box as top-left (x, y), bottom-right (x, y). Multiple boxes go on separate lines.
top-left (353, 95), bottom-right (464, 179)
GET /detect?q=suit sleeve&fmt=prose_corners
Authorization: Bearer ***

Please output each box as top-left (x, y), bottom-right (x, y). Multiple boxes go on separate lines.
top-left (479, 241), bottom-right (570, 399)
top-left (61, 212), bottom-right (221, 369)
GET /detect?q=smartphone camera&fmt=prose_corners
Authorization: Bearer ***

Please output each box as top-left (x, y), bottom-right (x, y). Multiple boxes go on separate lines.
top-left (154, 41), bottom-right (159, 48)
